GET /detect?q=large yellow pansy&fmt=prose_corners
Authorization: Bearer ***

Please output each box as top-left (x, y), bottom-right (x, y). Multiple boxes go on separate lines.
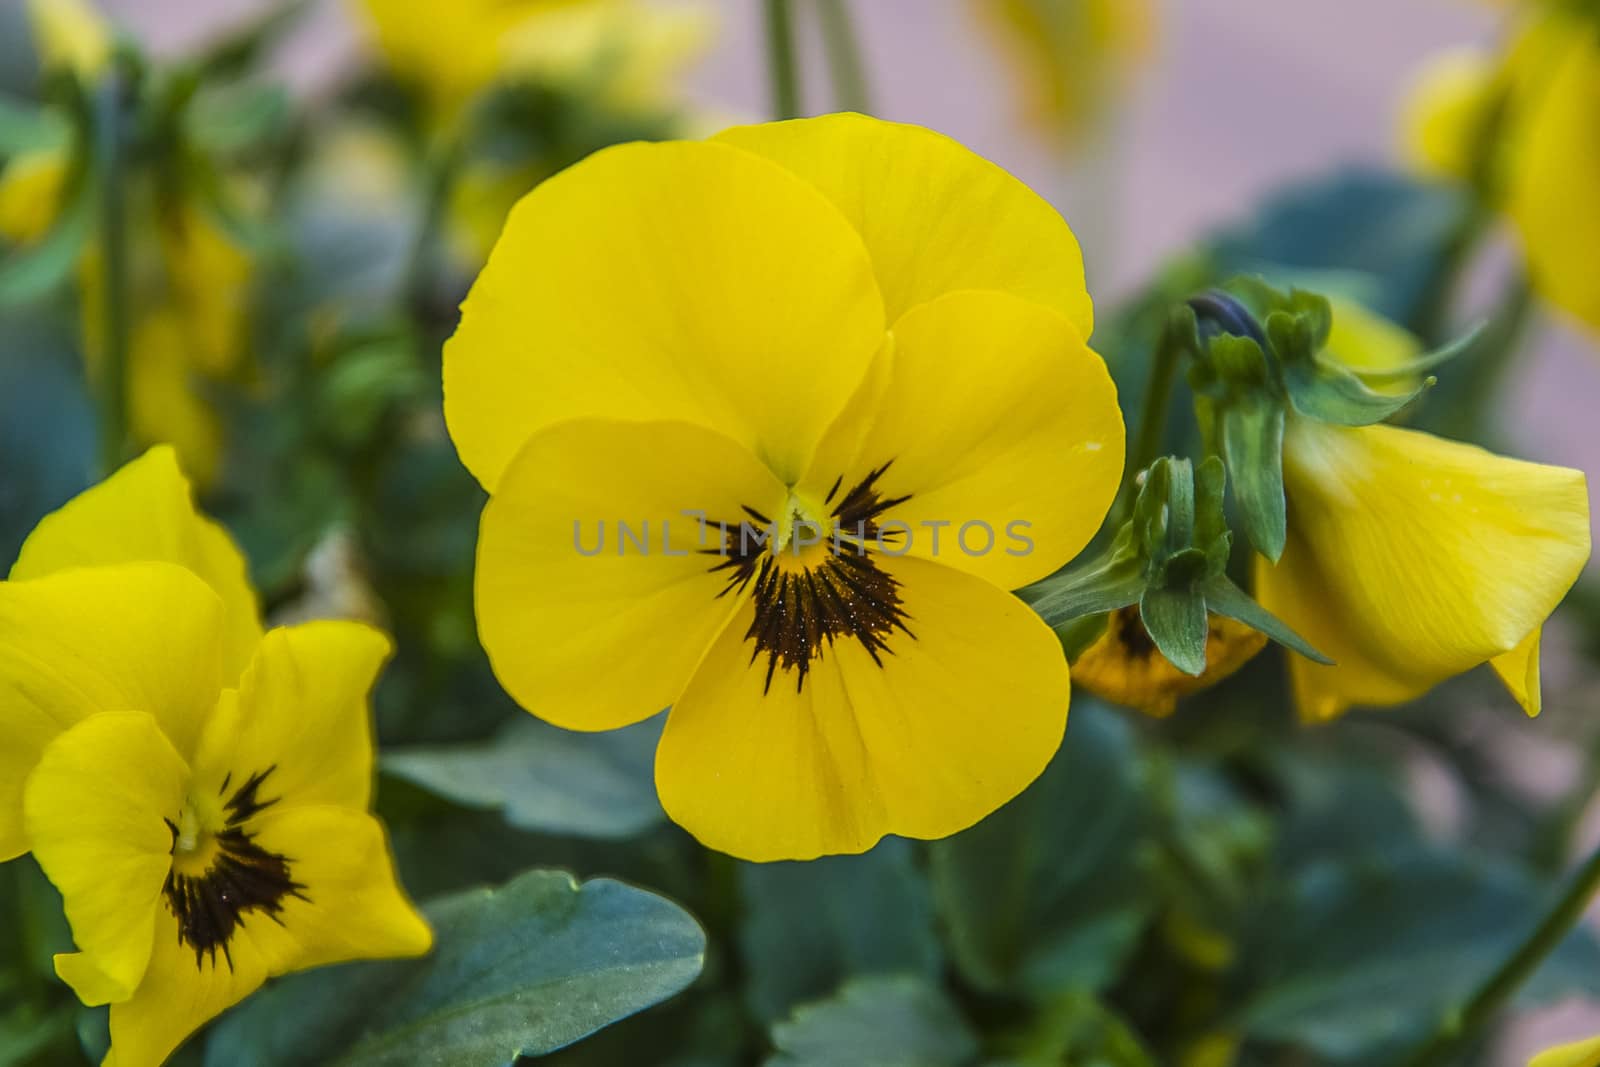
top-left (1531, 1035), bottom-right (1600, 1067)
top-left (449, 113), bottom-right (1122, 860)
top-left (1257, 417), bottom-right (1589, 722)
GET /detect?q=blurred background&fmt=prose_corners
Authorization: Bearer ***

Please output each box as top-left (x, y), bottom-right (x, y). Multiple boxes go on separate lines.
top-left (4, 1), bottom-right (1600, 1063)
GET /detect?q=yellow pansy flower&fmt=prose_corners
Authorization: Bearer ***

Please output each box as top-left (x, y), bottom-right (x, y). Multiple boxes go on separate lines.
top-left (1256, 416), bottom-right (1589, 722)
top-left (1531, 1035), bottom-right (1600, 1067)
top-left (444, 113), bottom-right (1123, 861)
top-left (1402, 8), bottom-right (1600, 333)
top-left (357, 0), bottom-right (710, 115)
top-left (0, 148), bottom-right (71, 245)
top-left (974, 0), bottom-right (1154, 145)
top-left (1072, 606), bottom-right (1267, 717)
top-left (27, 0), bottom-right (113, 78)
top-left (0, 448), bottom-right (431, 1067)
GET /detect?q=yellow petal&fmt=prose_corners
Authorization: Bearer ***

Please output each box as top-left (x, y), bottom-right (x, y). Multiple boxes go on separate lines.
top-left (1323, 295), bottom-right (1422, 396)
top-left (477, 417), bottom-right (787, 732)
top-left (1398, 46), bottom-right (1499, 182)
top-left (26, 0), bottom-right (112, 78)
top-left (1531, 1035), bottom-right (1600, 1067)
top-left (125, 312), bottom-right (226, 490)
top-left (798, 289), bottom-right (1123, 590)
top-left (158, 207), bottom-right (253, 380)
top-left (10, 445), bottom-right (260, 675)
top-left (1490, 626), bottom-right (1542, 717)
top-left (657, 554), bottom-right (1069, 861)
top-left (1073, 607), bottom-right (1266, 717)
top-left (444, 138), bottom-right (885, 490)
top-left (102, 806), bottom-right (428, 1067)
top-left (25, 711), bottom-right (188, 1005)
top-left (0, 148), bottom-right (70, 245)
top-left (192, 622), bottom-right (392, 812)
top-left (1508, 12), bottom-right (1600, 334)
top-left (715, 112), bottom-right (1094, 332)
top-left (1259, 419), bottom-right (1590, 721)
top-left (0, 564), bottom-right (224, 860)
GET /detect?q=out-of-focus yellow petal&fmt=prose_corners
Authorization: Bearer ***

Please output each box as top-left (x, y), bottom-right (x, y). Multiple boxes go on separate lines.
top-left (159, 208), bottom-right (253, 379)
top-left (0, 564), bottom-right (223, 859)
top-left (714, 112), bottom-right (1094, 332)
top-left (1259, 419), bottom-right (1590, 721)
top-left (192, 622), bottom-right (391, 813)
top-left (10, 445), bottom-right (260, 675)
top-left (796, 289), bottom-right (1122, 590)
top-left (1073, 607), bottom-right (1266, 717)
top-left (973, 0), bottom-right (1153, 144)
top-left (443, 138), bottom-right (885, 491)
top-left (1530, 1035), bottom-right (1600, 1067)
top-left (25, 711), bottom-right (189, 1005)
top-left (126, 312), bottom-right (227, 489)
top-left (1490, 626), bottom-right (1543, 716)
top-left (1507, 12), bottom-right (1600, 333)
top-left (500, 0), bottom-right (713, 112)
top-left (0, 148), bottom-right (70, 245)
top-left (27, 0), bottom-right (112, 78)
top-left (656, 554), bottom-right (1069, 861)
top-left (1399, 46), bottom-right (1499, 182)
top-left (476, 417), bottom-right (787, 732)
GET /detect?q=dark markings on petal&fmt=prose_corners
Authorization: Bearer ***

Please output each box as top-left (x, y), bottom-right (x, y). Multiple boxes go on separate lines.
top-left (706, 465), bottom-right (915, 694)
top-left (164, 767), bottom-right (307, 972)
top-left (1113, 607), bottom-right (1157, 660)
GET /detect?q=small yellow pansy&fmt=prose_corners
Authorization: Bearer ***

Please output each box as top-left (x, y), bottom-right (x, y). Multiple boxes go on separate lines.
top-left (0, 448), bottom-right (431, 1067)
top-left (974, 0), bottom-right (1154, 145)
top-left (358, 0), bottom-right (709, 116)
top-left (1073, 606), bottom-right (1267, 718)
top-left (1531, 1034), bottom-right (1600, 1067)
top-left (0, 148), bottom-right (71, 246)
top-left (445, 112), bottom-right (1122, 861)
top-left (1256, 416), bottom-right (1589, 722)
top-left (1399, 46), bottom-right (1500, 183)
top-left (27, 0), bottom-right (113, 78)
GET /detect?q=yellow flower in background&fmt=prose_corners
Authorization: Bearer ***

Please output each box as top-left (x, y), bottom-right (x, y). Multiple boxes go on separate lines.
top-left (974, 0), bottom-right (1154, 145)
top-left (357, 0), bottom-right (711, 116)
top-left (0, 448), bottom-right (431, 1067)
top-left (445, 112), bottom-right (1122, 861)
top-left (27, 0), bottom-right (112, 77)
top-left (0, 148), bottom-right (71, 244)
top-left (1073, 606), bottom-right (1266, 717)
top-left (1402, 8), bottom-right (1600, 333)
top-left (1531, 1035), bottom-right (1600, 1067)
top-left (1256, 417), bottom-right (1589, 722)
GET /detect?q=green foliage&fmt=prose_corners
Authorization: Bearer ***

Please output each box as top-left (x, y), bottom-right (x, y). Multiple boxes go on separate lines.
top-left (764, 977), bottom-right (978, 1067)
top-left (204, 872), bottom-right (707, 1067)
top-left (739, 838), bottom-right (940, 1023)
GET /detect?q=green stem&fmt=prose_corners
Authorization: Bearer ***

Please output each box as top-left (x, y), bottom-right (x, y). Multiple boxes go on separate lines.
top-left (816, 0), bottom-right (871, 113)
top-left (1397, 837), bottom-right (1600, 1067)
top-left (1434, 271), bottom-right (1536, 442)
top-left (1409, 202), bottom-right (1491, 348)
top-left (93, 72), bottom-right (130, 476)
top-left (402, 136), bottom-right (463, 319)
top-left (763, 0), bottom-right (803, 120)
top-left (1114, 319), bottom-right (1185, 521)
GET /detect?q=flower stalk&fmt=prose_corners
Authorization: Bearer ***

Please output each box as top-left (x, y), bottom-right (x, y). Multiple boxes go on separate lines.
top-left (817, 0), bottom-right (872, 114)
top-left (1398, 836), bottom-right (1600, 1067)
top-left (93, 68), bottom-right (130, 475)
top-left (763, 0), bottom-right (803, 120)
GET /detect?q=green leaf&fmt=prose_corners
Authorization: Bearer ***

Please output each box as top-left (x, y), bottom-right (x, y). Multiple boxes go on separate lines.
top-left (1283, 354), bottom-right (1429, 427)
top-left (1138, 586), bottom-right (1209, 677)
top-left (764, 977), bottom-right (978, 1067)
top-left (204, 871), bottom-right (706, 1067)
top-left (985, 992), bottom-right (1158, 1067)
top-left (930, 704), bottom-right (1153, 998)
top-left (738, 838), bottom-right (940, 1023)
top-left (0, 163), bottom-right (93, 305)
top-left (1220, 400), bottom-right (1286, 561)
top-left (0, 1003), bottom-right (74, 1067)
top-left (1019, 558), bottom-right (1145, 630)
top-left (184, 83), bottom-right (292, 157)
top-left (1201, 577), bottom-right (1330, 664)
top-left (0, 95), bottom-right (68, 155)
top-left (383, 715), bottom-right (664, 840)
top-left (1229, 851), bottom-right (1600, 1060)
top-left (1354, 320), bottom-right (1485, 383)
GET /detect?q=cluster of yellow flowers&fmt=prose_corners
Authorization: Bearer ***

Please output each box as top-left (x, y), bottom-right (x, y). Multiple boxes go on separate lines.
top-left (0, 2), bottom-right (1595, 1064)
